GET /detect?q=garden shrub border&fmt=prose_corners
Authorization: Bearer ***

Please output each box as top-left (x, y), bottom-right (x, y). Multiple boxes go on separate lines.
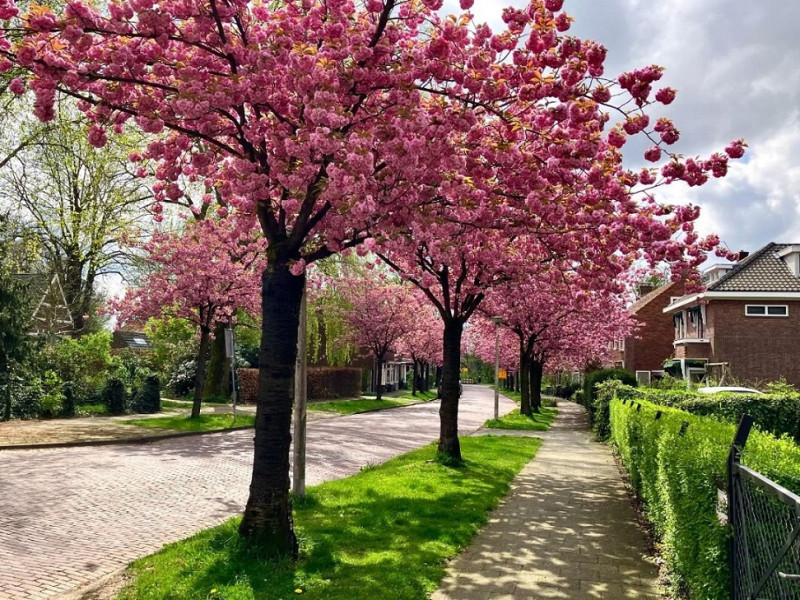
top-left (609, 395), bottom-right (800, 599)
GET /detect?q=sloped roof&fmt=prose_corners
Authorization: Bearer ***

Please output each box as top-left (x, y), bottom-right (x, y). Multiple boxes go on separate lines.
top-left (113, 331), bottom-right (152, 350)
top-left (628, 281), bottom-right (680, 313)
top-left (708, 243), bottom-right (800, 292)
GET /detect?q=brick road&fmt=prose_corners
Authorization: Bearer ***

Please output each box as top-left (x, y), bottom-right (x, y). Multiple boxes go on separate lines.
top-left (0, 386), bottom-right (514, 599)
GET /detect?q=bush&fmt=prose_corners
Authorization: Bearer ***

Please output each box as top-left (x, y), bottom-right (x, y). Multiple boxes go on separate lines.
top-left (167, 358), bottom-right (197, 397)
top-left (133, 374), bottom-right (161, 414)
top-left (553, 381), bottom-right (580, 399)
top-left (626, 386), bottom-right (800, 442)
top-left (609, 395), bottom-right (800, 599)
top-left (237, 368), bottom-right (259, 404)
top-left (47, 332), bottom-right (114, 404)
top-left (308, 367), bottom-right (362, 400)
top-left (103, 377), bottom-right (127, 415)
top-left (236, 367), bottom-right (363, 403)
top-left (62, 382), bottom-right (76, 417)
top-left (583, 367), bottom-right (636, 426)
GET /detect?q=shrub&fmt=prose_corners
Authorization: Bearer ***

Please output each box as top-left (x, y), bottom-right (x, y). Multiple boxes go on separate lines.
top-left (167, 358), bottom-right (197, 397)
top-left (625, 386), bottom-right (800, 442)
top-left (133, 375), bottom-right (161, 414)
top-left (103, 377), bottom-right (127, 415)
top-left (609, 395), bottom-right (800, 599)
top-left (237, 368), bottom-right (259, 404)
top-left (307, 367), bottom-right (362, 399)
top-left (62, 382), bottom-right (76, 417)
top-left (553, 381), bottom-right (580, 399)
top-left (236, 367), bottom-right (363, 403)
top-left (47, 332), bottom-right (114, 404)
top-left (582, 367), bottom-right (636, 426)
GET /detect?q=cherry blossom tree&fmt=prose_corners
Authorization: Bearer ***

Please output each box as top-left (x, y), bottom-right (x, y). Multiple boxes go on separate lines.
top-left (396, 293), bottom-right (443, 395)
top-left (0, 0), bottom-right (744, 555)
top-left (483, 277), bottom-right (635, 414)
top-left (114, 218), bottom-right (263, 418)
top-left (336, 277), bottom-right (416, 400)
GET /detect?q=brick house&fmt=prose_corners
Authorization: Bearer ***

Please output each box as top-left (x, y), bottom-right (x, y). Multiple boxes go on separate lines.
top-left (607, 281), bottom-right (686, 382)
top-left (662, 243), bottom-right (800, 387)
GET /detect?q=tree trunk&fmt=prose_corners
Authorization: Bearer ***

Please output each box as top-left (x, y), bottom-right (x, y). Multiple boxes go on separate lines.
top-left (438, 319), bottom-right (464, 461)
top-left (191, 323), bottom-right (212, 419)
top-left (411, 358), bottom-right (418, 395)
top-left (2, 368), bottom-right (10, 421)
top-left (375, 355), bottom-right (384, 401)
top-left (531, 359), bottom-right (544, 413)
top-left (203, 322), bottom-right (230, 400)
top-left (519, 339), bottom-right (532, 417)
top-left (238, 262), bottom-right (303, 558)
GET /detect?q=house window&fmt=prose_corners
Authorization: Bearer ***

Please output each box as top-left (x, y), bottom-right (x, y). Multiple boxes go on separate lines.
top-left (745, 304), bottom-right (788, 317)
top-left (688, 306), bottom-right (705, 338)
top-left (673, 311), bottom-right (685, 339)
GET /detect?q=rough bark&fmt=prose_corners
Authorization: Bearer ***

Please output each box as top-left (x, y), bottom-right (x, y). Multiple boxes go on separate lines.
top-left (191, 322), bottom-right (212, 419)
top-left (375, 354), bottom-right (384, 401)
top-left (519, 340), bottom-right (532, 416)
top-left (203, 322), bottom-right (231, 399)
top-left (531, 359), bottom-right (544, 413)
top-left (238, 262), bottom-right (303, 558)
top-left (438, 319), bottom-right (464, 461)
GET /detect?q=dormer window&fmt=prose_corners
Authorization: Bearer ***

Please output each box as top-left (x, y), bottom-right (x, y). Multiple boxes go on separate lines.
top-left (778, 245), bottom-right (800, 277)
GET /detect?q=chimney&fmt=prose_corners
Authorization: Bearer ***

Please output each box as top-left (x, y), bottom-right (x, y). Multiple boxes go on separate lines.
top-left (636, 284), bottom-right (654, 298)
top-left (738, 250), bottom-right (749, 261)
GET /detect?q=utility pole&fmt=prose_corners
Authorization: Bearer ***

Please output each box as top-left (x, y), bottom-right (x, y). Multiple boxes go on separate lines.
top-left (292, 283), bottom-right (308, 497)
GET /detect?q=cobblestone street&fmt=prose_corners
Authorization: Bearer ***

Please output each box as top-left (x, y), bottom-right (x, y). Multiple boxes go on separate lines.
top-left (0, 386), bottom-right (513, 599)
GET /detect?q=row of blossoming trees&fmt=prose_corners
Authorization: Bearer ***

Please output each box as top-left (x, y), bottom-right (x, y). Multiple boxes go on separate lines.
top-left (0, 0), bottom-right (744, 558)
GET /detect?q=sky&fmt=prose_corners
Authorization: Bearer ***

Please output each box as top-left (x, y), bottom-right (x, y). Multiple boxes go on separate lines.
top-left (442, 0), bottom-right (800, 259)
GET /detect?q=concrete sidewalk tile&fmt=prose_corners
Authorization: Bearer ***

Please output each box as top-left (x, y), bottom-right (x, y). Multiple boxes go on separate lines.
top-left (433, 401), bottom-right (662, 600)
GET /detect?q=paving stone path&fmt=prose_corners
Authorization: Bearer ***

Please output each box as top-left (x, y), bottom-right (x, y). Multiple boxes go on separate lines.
top-left (433, 401), bottom-right (662, 600)
top-left (0, 387), bottom-right (514, 600)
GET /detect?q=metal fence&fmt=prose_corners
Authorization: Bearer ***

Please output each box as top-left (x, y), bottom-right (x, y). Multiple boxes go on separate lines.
top-left (729, 415), bottom-right (800, 599)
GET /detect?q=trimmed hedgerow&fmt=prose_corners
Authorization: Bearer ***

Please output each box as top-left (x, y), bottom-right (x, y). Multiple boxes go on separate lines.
top-left (307, 367), bottom-right (362, 400)
top-left (610, 396), bottom-right (800, 599)
top-left (236, 367), bottom-right (363, 404)
top-left (618, 386), bottom-right (800, 443)
top-left (582, 367), bottom-right (635, 426)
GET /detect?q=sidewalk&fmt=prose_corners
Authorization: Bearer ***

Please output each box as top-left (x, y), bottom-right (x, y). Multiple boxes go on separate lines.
top-left (432, 401), bottom-right (662, 600)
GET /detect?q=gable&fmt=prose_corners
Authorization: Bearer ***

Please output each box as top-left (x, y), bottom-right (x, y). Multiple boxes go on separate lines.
top-left (709, 243), bottom-right (800, 293)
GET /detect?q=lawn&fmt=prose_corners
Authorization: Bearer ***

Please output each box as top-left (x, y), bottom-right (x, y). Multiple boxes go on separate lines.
top-left (307, 397), bottom-right (415, 415)
top-left (395, 389), bottom-right (438, 401)
top-left (116, 435), bottom-right (541, 600)
top-left (124, 414), bottom-right (255, 432)
top-left (161, 399), bottom-right (231, 409)
top-left (483, 407), bottom-right (558, 431)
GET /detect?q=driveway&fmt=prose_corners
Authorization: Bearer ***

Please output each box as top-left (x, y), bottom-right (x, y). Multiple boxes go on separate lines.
top-left (0, 385), bottom-right (514, 599)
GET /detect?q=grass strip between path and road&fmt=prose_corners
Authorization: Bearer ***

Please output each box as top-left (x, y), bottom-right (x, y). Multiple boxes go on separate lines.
top-left (116, 435), bottom-right (542, 600)
top-left (308, 397), bottom-right (415, 415)
top-left (484, 407), bottom-right (558, 431)
top-left (124, 414), bottom-right (255, 432)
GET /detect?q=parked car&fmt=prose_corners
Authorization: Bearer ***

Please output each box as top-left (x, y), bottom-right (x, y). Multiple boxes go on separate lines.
top-left (697, 386), bottom-right (764, 395)
top-left (436, 381), bottom-right (463, 398)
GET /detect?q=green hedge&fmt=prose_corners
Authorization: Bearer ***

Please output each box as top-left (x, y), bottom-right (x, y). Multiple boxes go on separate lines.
top-left (582, 368), bottom-right (635, 426)
top-left (237, 367), bottom-right (363, 403)
top-left (307, 367), bottom-right (362, 400)
top-left (620, 386), bottom-right (800, 442)
top-left (610, 397), bottom-right (800, 599)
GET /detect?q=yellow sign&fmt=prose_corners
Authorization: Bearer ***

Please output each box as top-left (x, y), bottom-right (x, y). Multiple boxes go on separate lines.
top-left (499, 369), bottom-right (507, 379)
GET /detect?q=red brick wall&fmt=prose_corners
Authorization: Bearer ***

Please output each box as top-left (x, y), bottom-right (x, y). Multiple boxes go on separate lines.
top-left (624, 283), bottom-right (685, 372)
top-left (706, 300), bottom-right (800, 387)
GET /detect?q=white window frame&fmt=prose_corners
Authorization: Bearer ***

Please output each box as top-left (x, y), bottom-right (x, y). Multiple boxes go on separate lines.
top-left (744, 304), bottom-right (788, 318)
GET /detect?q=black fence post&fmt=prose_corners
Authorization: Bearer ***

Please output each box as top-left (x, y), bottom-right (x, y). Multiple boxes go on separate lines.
top-left (728, 413), bottom-right (754, 600)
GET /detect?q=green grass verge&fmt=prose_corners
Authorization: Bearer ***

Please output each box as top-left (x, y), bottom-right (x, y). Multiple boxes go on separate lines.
top-left (116, 436), bottom-right (541, 600)
top-left (307, 397), bottom-right (414, 415)
top-left (395, 389), bottom-right (438, 401)
top-left (161, 399), bottom-right (230, 409)
top-left (124, 414), bottom-right (255, 432)
top-left (483, 407), bottom-right (558, 431)
top-left (75, 403), bottom-right (108, 416)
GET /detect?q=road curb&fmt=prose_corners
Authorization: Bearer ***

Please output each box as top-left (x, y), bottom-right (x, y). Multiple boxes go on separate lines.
top-left (0, 425), bottom-right (255, 452)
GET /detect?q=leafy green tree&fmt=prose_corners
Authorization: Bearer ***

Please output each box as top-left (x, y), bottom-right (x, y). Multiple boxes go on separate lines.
top-left (0, 102), bottom-right (152, 334)
top-left (0, 234), bottom-right (32, 420)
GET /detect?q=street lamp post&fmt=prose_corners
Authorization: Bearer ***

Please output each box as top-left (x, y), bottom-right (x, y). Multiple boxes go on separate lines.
top-left (491, 316), bottom-right (503, 420)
